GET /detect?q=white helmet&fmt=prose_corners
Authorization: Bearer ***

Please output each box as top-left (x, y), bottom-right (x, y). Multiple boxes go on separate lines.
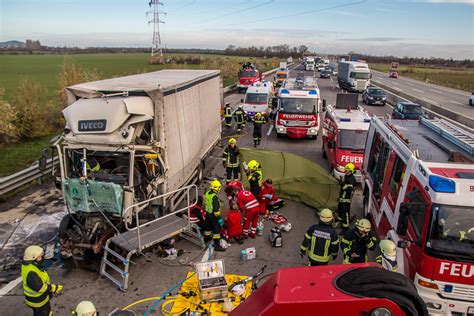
top-left (75, 301), bottom-right (96, 316)
top-left (23, 245), bottom-right (44, 261)
top-left (279, 222), bottom-right (292, 232)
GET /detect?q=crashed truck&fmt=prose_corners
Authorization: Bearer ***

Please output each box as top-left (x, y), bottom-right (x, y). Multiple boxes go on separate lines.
top-left (51, 70), bottom-right (221, 279)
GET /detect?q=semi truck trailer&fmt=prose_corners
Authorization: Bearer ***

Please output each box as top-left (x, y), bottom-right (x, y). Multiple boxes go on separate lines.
top-left (337, 61), bottom-right (371, 92)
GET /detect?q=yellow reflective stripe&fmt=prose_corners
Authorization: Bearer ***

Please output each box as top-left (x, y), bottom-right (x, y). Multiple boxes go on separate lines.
top-left (341, 238), bottom-right (351, 254)
top-left (304, 233), bottom-right (311, 239)
top-left (331, 239), bottom-right (339, 245)
top-left (300, 245), bottom-right (307, 251)
top-left (308, 251), bottom-right (330, 262)
top-left (25, 296), bottom-right (50, 308)
top-left (367, 237), bottom-right (376, 249)
top-left (375, 255), bottom-right (382, 264)
top-left (323, 239), bottom-right (330, 258)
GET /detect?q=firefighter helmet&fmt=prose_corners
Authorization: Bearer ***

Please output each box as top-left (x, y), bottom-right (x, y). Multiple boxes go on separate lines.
top-left (255, 112), bottom-right (262, 119)
top-left (225, 102), bottom-right (230, 106)
top-left (248, 160), bottom-right (259, 171)
top-left (344, 163), bottom-right (355, 173)
top-left (74, 301), bottom-right (96, 316)
top-left (23, 245), bottom-right (44, 261)
top-left (356, 218), bottom-right (371, 233)
top-left (379, 239), bottom-right (397, 257)
top-left (320, 209), bottom-right (334, 223)
top-left (228, 138), bottom-right (237, 145)
top-left (210, 179), bottom-right (222, 192)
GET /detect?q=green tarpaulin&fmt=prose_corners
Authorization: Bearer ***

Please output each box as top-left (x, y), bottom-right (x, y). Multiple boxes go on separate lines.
top-left (240, 148), bottom-right (340, 210)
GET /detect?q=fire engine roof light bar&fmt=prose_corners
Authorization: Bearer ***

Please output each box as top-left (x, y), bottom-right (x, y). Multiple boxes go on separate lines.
top-left (429, 175), bottom-right (456, 193)
top-left (308, 90), bottom-right (317, 95)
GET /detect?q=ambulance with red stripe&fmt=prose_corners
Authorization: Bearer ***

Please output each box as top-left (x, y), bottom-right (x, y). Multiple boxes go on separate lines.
top-left (274, 77), bottom-right (322, 139)
top-left (322, 98), bottom-right (370, 182)
top-left (362, 116), bottom-right (474, 315)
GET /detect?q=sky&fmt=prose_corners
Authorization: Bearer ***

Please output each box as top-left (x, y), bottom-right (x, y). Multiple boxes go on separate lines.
top-left (0, 0), bottom-right (473, 59)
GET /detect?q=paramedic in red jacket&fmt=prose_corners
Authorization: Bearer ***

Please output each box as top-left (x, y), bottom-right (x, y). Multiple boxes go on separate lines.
top-left (189, 195), bottom-right (212, 242)
top-left (224, 202), bottom-right (244, 244)
top-left (259, 179), bottom-right (284, 215)
top-left (232, 181), bottom-right (260, 239)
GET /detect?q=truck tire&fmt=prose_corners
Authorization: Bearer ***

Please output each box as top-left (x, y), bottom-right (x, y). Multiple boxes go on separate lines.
top-left (59, 214), bottom-right (72, 239)
top-left (310, 135), bottom-right (317, 140)
top-left (276, 132), bottom-right (283, 139)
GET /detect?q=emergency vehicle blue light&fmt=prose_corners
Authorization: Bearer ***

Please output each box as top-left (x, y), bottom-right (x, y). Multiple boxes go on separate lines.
top-left (429, 175), bottom-right (455, 193)
top-left (444, 285), bottom-right (453, 293)
top-left (308, 90), bottom-right (318, 95)
top-left (340, 118), bottom-right (351, 122)
top-left (280, 89), bottom-right (289, 94)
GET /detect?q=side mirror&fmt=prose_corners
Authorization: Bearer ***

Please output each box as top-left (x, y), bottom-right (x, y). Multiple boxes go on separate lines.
top-left (396, 203), bottom-right (410, 236)
top-left (38, 148), bottom-right (49, 172)
top-left (322, 99), bottom-right (327, 112)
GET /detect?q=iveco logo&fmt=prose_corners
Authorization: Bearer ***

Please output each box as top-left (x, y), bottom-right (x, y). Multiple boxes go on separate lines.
top-left (78, 120), bottom-right (107, 132)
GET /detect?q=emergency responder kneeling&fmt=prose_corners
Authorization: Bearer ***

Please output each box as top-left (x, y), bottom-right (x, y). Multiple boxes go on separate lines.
top-left (223, 138), bottom-right (240, 184)
top-left (341, 218), bottom-right (377, 264)
top-left (21, 245), bottom-right (63, 316)
top-left (204, 180), bottom-right (226, 251)
top-left (376, 239), bottom-right (398, 272)
top-left (300, 209), bottom-right (339, 266)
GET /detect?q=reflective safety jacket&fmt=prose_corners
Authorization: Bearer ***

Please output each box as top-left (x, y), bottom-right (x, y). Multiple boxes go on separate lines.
top-left (339, 173), bottom-right (356, 204)
top-left (234, 108), bottom-right (245, 124)
top-left (376, 255), bottom-right (399, 272)
top-left (236, 189), bottom-right (260, 211)
top-left (300, 223), bottom-right (339, 263)
top-left (224, 105), bottom-right (233, 118)
top-left (189, 204), bottom-right (206, 224)
top-left (205, 190), bottom-right (221, 216)
top-left (21, 261), bottom-right (53, 308)
top-left (341, 229), bottom-right (377, 264)
top-left (248, 169), bottom-right (263, 188)
top-left (252, 116), bottom-right (267, 128)
top-left (223, 146), bottom-right (240, 168)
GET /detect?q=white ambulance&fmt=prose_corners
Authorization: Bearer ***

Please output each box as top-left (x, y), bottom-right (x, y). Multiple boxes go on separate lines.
top-left (241, 81), bottom-right (274, 118)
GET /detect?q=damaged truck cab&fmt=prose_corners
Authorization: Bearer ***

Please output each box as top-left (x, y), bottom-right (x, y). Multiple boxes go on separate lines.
top-left (53, 70), bottom-right (222, 258)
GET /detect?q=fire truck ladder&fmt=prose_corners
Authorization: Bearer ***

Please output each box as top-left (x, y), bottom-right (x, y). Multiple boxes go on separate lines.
top-left (421, 117), bottom-right (474, 156)
top-left (100, 184), bottom-right (204, 290)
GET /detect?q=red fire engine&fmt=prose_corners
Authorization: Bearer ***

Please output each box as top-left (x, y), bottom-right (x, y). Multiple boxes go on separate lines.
top-left (237, 62), bottom-right (264, 94)
top-left (322, 96), bottom-right (370, 181)
top-left (274, 77), bottom-right (322, 139)
top-left (362, 116), bottom-right (474, 315)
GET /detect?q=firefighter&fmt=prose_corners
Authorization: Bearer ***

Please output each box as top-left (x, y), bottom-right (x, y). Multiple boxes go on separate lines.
top-left (204, 180), bottom-right (226, 252)
top-left (246, 160), bottom-right (262, 200)
top-left (341, 218), bottom-right (377, 264)
top-left (252, 112), bottom-right (267, 147)
top-left (234, 104), bottom-right (246, 132)
top-left (337, 162), bottom-right (357, 234)
top-left (224, 102), bottom-right (233, 128)
top-left (223, 138), bottom-right (240, 184)
top-left (376, 239), bottom-right (398, 272)
top-left (21, 245), bottom-right (63, 316)
top-left (300, 209), bottom-right (339, 266)
top-left (189, 195), bottom-right (212, 243)
top-left (233, 180), bottom-right (260, 239)
top-left (73, 301), bottom-right (97, 316)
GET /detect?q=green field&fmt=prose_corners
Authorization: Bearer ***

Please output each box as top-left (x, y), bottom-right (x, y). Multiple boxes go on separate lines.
top-left (0, 53), bottom-right (278, 177)
top-left (370, 63), bottom-right (474, 92)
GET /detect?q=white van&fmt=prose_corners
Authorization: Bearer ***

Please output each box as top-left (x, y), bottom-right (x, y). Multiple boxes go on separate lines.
top-left (241, 81), bottom-right (274, 118)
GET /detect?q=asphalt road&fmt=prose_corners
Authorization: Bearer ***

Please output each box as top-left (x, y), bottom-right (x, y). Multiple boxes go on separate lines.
top-left (0, 63), bottom-right (395, 315)
top-left (371, 69), bottom-right (474, 118)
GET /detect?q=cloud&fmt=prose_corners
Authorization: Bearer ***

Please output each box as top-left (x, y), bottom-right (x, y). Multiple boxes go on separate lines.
top-left (338, 37), bottom-right (409, 42)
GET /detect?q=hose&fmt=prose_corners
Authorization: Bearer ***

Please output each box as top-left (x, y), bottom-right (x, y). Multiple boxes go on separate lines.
top-left (161, 298), bottom-right (189, 316)
top-left (143, 272), bottom-right (197, 316)
top-left (121, 297), bottom-right (162, 311)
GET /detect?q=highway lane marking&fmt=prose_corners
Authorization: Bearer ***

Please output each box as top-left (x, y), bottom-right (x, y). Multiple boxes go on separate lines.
top-left (391, 81), bottom-right (400, 85)
top-left (422, 98), bottom-right (439, 105)
top-left (392, 87), bottom-right (402, 91)
top-left (0, 276), bottom-right (22, 297)
top-left (429, 89), bottom-right (442, 94)
top-left (449, 100), bottom-right (463, 105)
top-left (412, 88), bottom-right (424, 93)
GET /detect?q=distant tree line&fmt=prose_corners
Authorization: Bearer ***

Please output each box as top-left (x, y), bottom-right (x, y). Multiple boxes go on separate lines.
top-left (354, 53), bottom-right (474, 68)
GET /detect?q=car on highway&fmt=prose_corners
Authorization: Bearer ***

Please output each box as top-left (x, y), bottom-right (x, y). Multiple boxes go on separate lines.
top-left (362, 87), bottom-right (387, 106)
top-left (331, 69), bottom-right (338, 76)
top-left (317, 65), bottom-right (325, 72)
top-left (470, 93), bottom-right (474, 106)
top-left (320, 70), bottom-right (331, 79)
top-left (389, 71), bottom-right (399, 79)
top-left (392, 101), bottom-right (425, 119)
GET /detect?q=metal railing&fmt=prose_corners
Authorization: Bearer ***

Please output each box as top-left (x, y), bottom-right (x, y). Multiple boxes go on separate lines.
top-left (0, 157), bottom-right (58, 196)
top-left (123, 184), bottom-right (198, 251)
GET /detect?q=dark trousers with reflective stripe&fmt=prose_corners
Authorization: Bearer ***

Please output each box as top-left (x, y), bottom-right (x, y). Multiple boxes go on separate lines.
top-left (206, 213), bottom-right (221, 246)
top-left (226, 167), bottom-right (240, 183)
top-left (309, 259), bottom-right (329, 266)
top-left (225, 117), bottom-right (232, 127)
top-left (31, 301), bottom-right (52, 316)
top-left (253, 126), bottom-right (262, 144)
top-left (338, 202), bottom-right (351, 229)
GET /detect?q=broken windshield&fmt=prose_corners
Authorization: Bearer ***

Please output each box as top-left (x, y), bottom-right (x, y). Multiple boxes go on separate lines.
top-left (62, 179), bottom-right (123, 215)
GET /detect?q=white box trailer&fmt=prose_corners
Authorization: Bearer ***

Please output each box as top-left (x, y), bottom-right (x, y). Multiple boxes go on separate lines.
top-left (337, 61), bottom-right (371, 92)
top-left (55, 69), bottom-right (222, 260)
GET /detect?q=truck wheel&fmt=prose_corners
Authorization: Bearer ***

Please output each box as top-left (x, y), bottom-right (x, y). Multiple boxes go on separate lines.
top-left (276, 132), bottom-right (283, 139)
top-left (59, 214), bottom-right (72, 239)
top-left (311, 135), bottom-right (317, 140)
